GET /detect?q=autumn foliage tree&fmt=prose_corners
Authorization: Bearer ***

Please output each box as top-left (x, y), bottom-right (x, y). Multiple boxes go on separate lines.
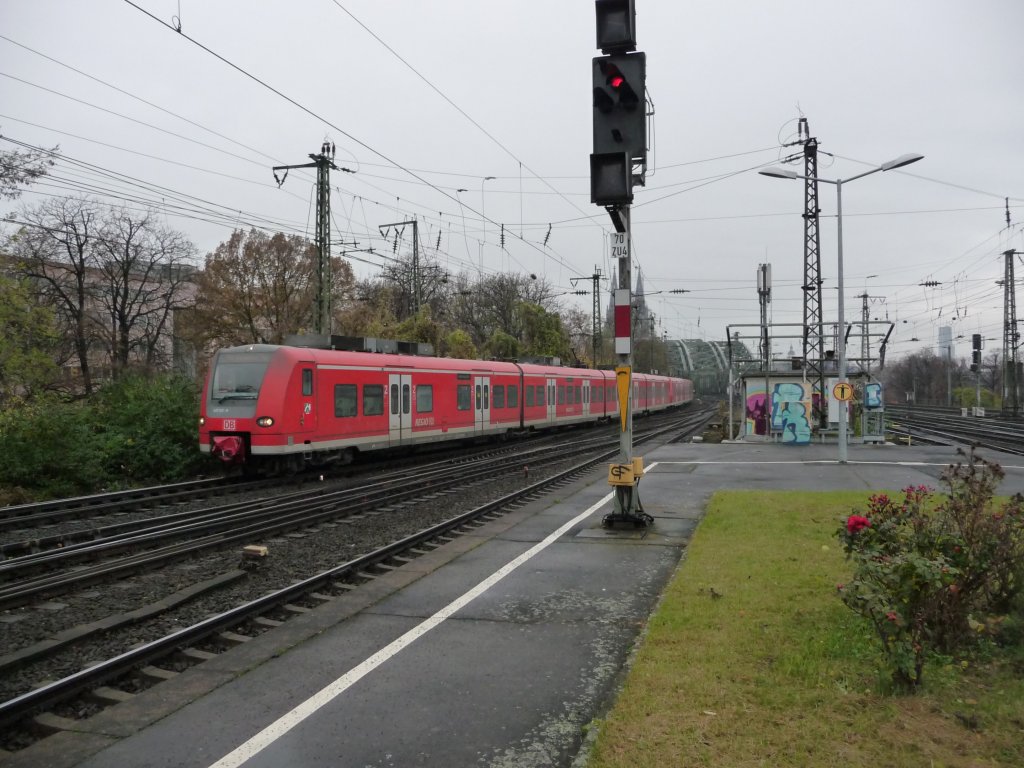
top-left (184, 228), bottom-right (355, 350)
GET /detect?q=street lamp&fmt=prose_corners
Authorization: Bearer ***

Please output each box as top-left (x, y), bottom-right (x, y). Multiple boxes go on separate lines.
top-left (759, 152), bottom-right (923, 463)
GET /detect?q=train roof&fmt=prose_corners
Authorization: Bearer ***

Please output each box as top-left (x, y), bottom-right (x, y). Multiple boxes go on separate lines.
top-left (215, 344), bottom-right (688, 381)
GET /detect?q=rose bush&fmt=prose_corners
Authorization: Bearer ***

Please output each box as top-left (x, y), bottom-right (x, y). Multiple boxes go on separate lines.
top-left (837, 448), bottom-right (1024, 690)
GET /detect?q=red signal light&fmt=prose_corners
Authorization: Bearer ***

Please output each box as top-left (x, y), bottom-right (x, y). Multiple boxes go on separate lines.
top-left (610, 74), bottom-right (624, 88)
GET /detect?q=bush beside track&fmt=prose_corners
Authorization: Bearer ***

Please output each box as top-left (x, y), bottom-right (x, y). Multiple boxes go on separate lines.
top-left (0, 374), bottom-right (211, 503)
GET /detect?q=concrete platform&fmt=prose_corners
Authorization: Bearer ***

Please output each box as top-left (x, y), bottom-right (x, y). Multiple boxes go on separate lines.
top-left (19, 440), bottom-right (1024, 768)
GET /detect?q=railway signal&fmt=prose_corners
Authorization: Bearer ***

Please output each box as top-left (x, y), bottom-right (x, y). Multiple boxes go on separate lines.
top-left (591, 0), bottom-right (646, 207)
top-left (592, 1), bottom-right (650, 526)
top-left (971, 333), bottom-right (982, 373)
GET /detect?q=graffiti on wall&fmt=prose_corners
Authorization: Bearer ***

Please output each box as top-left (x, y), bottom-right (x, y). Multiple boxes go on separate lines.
top-left (864, 382), bottom-right (883, 409)
top-left (744, 378), bottom-right (813, 443)
top-left (771, 381), bottom-right (812, 444)
top-left (745, 381), bottom-right (768, 436)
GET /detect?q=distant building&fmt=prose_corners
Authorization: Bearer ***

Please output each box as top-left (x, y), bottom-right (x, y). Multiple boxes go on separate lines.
top-left (937, 325), bottom-right (953, 357)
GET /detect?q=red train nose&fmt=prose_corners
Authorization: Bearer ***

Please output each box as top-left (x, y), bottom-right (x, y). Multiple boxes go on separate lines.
top-left (211, 435), bottom-right (245, 464)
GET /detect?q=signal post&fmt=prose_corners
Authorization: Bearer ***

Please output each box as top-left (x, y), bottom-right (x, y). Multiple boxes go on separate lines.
top-left (591, 1), bottom-right (651, 526)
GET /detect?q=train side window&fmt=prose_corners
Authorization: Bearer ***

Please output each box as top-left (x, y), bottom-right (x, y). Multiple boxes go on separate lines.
top-left (575, 386), bottom-right (582, 404)
top-left (457, 384), bottom-right (471, 411)
top-left (536, 385), bottom-right (545, 407)
top-left (416, 384), bottom-right (433, 413)
top-left (493, 385), bottom-right (506, 409)
top-left (508, 385), bottom-right (518, 408)
top-left (334, 384), bottom-right (357, 418)
top-left (558, 386), bottom-right (565, 405)
top-left (302, 368), bottom-right (313, 396)
top-left (525, 385), bottom-right (534, 407)
top-left (475, 384), bottom-right (481, 410)
top-left (483, 384), bottom-right (489, 409)
top-left (391, 384), bottom-right (399, 415)
top-left (583, 386), bottom-right (588, 404)
top-left (566, 386), bottom-right (574, 405)
top-left (402, 384), bottom-right (411, 414)
top-left (363, 384), bottom-right (384, 416)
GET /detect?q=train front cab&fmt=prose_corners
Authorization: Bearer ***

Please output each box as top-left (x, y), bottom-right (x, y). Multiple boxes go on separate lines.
top-left (200, 345), bottom-right (318, 466)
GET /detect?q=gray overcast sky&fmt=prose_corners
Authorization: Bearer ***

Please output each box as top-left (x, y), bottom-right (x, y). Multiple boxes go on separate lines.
top-left (2, 0), bottom-right (1023, 361)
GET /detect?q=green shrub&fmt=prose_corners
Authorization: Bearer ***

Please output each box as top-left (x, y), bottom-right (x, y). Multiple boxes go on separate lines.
top-left (0, 373), bottom-right (209, 499)
top-left (837, 449), bottom-right (1024, 690)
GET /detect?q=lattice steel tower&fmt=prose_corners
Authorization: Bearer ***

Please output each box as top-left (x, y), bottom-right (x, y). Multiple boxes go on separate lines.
top-left (799, 118), bottom-right (826, 426)
top-left (1003, 249), bottom-right (1020, 416)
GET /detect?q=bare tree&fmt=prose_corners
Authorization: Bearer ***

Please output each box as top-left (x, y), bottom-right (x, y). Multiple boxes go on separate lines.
top-left (95, 208), bottom-right (198, 376)
top-left (9, 197), bottom-right (103, 395)
top-left (0, 139), bottom-right (57, 200)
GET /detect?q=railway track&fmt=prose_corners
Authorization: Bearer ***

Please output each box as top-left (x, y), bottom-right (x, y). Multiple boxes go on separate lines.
top-left (0, 432), bottom-right (659, 609)
top-left (885, 405), bottom-right (1024, 456)
top-left (0, 405), bottom-right (714, 748)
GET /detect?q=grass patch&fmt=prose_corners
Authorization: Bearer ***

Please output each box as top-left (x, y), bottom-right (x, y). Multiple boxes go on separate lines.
top-left (586, 490), bottom-right (1024, 767)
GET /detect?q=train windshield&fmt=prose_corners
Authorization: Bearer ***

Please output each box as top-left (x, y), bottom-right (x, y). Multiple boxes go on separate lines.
top-left (210, 355), bottom-right (271, 402)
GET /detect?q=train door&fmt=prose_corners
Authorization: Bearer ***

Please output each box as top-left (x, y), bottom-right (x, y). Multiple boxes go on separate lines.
top-left (582, 380), bottom-right (590, 418)
top-left (299, 363), bottom-right (316, 433)
top-left (546, 378), bottom-right (556, 423)
top-left (388, 373), bottom-right (412, 445)
top-left (474, 376), bottom-right (490, 433)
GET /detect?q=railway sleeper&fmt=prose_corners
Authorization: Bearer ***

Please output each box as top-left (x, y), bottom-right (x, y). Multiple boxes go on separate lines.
top-left (88, 686), bottom-right (135, 705)
top-left (217, 631), bottom-right (253, 646)
top-left (177, 647), bottom-right (217, 662)
top-left (139, 665), bottom-right (178, 682)
top-left (32, 711), bottom-right (80, 735)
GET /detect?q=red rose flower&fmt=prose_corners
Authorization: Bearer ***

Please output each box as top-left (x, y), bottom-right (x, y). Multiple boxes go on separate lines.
top-left (846, 515), bottom-right (871, 534)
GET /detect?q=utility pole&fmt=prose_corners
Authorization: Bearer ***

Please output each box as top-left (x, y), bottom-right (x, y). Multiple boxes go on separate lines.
top-left (799, 118), bottom-right (826, 428)
top-left (591, 0), bottom-right (649, 526)
top-left (571, 268), bottom-right (605, 367)
top-left (1002, 250), bottom-right (1021, 416)
top-left (273, 142), bottom-right (340, 335)
top-left (649, 314), bottom-right (656, 373)
top-left (380, 219), bottom-right (420, 315)
top-left (758, 263), bottom-right (772, 437)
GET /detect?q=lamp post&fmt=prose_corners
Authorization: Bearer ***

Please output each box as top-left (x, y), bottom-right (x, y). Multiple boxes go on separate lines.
top-left (759, 153), bottom-right (923, 463)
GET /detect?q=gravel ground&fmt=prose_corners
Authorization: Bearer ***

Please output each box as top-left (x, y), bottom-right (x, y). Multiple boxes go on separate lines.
top-left (0, 452), bottom-right (589, 707)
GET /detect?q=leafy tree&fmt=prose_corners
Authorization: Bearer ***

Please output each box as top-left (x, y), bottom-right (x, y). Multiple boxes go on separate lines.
top-left (519, 302), bottom-right (571, 359)
top-left (184, 229), bottom-right (354, 349)
top-left (442, 328), bottom-right (477, 359)
top-left (485, 329), bottom-right (520, 359)
top-left (0, 274), bottom-right (61, 404)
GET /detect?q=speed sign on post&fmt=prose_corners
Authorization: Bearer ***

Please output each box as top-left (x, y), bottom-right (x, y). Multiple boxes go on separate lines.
top-left (832, 381), bottom-right (854, 402)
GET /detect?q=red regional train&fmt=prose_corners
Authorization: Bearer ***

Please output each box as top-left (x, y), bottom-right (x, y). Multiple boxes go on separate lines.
top-left (199, 343), bottom-right (694, 472)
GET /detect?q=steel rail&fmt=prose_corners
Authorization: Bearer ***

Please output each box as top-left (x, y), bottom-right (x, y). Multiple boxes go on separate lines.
top-left (0, 408), bottom-right (713, 729)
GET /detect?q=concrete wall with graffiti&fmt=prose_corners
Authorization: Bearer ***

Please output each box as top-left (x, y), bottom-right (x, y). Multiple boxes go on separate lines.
top-left (744, 377), bottom-right (813, 444)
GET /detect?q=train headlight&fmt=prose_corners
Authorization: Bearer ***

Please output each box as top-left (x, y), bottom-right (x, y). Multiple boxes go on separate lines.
top-left (199, 417), bottom-right (205, 427)
top-left (256, 417), bottom-right (275, 427)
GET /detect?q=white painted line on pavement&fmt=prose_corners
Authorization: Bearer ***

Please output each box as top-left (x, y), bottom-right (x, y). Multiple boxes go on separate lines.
top-left (208, 464), bottom-right (660, 767)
